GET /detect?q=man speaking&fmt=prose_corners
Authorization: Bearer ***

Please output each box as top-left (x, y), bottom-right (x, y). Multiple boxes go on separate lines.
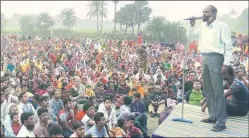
top-left (188, 5), bottom-right (233, 132)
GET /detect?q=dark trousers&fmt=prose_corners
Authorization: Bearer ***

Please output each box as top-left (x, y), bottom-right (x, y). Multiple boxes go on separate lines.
top-left (134, 114), bottom-right (148, 137)
top-left (202, 53), bottom-right (227, 127)
top-left (227, 101), bottom-right (248, 116)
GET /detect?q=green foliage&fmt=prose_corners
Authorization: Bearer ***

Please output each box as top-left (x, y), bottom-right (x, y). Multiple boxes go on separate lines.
top-left (113, 0), bottom-right (119, 32)
top-left (60, 8), bottom-right (78, 29)
top-left (87, 0), bottom-right (108, 33)
top-left (116, 1), bottom-right (151, 33)
top-left (36, 12), bottom-right (55, 30)
top-left (146, 16), bottom-right (166, 41)
top-left (19, 15), bottom-right (36, 35)
top-left (1, 12), bottom-right (7, 29)
top-left (218, 8), bottom-right (248, 35)
top-left (133, 1), bottom-right (152, 33)
top-left (146, 16), bottom-right (187, 43)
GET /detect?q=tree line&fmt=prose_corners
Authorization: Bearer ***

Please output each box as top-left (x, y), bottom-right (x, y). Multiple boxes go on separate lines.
top-left (1, 1), bottom-right (247, 43)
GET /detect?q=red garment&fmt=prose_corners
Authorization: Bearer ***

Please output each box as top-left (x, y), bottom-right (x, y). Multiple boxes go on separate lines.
top-left (128, 125), bottom-right (142, 137)
top-left (49, 53), bottom-right (57, 65)
top-left (12, 123), bottom-right (20, 135)
top-left (189, 42), bottom-right (197, 53)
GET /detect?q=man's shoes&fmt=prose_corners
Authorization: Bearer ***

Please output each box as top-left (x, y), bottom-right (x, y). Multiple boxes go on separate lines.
top-left (211, 125), bottom-right (226, 132)
top-left (200, 118), bottom-right (216, 124)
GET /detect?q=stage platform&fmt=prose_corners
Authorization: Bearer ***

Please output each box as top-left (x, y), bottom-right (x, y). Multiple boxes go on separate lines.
top-left (152, 103), bottom-right (248, 137)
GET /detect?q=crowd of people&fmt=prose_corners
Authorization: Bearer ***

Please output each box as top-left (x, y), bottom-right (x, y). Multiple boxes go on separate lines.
top-left (0, 33), bottom-right (248, 137)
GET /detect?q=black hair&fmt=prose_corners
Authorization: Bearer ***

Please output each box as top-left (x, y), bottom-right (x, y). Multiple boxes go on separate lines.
top-left (48, 124), bottom-right (62, 137)
top-left (18, 92), bottom-right (26, 100)
top-left (103, 96), bottom-right (112, 103)
top-left (33, 94), bottom-right (40, 101)
top-left (117, 118), bottom-right (125, 127)
top-left (83, 102), bottom-right (94, 111)
top-left (63, 98), bottom-right (72, 106)
top-left (72, 121), bottom-right (84, 130)
top-left (39, 96), bottom-right (49, 103)
top-left (228, 65), bottom-right (235, 77)
top-left (133, 92), bottom-right (141, 98)
top-left (21, 112), bottom-right (33, 124)
top-left (37, 107), bottom-right (48, 116)
top-left (123, 96), bottom-right (132, 106)
top-left (94, 112), bottom-right (104, 123)
top-left (10, 112), bottom-right (18, 120)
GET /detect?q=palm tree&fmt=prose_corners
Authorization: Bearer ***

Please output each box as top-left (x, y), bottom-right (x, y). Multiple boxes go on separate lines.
top-left (146, 16), bottom-right (166, 41)
top-left (87, 1), bottom-right (107, 34)
top-left (37, 12), bottom-right (54, 30)
top-left (60, 8), bottom-right (78, 29)
top-left (113, 0), bottom-right (119, 32)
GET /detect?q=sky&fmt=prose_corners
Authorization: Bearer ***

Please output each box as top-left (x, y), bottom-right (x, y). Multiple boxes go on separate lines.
top-left (1, 1), bottom-right (248, 21)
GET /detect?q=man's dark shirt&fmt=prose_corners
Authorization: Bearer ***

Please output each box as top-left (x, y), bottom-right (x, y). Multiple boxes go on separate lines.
top-left (184, 81), bottom-right (193, 94)
top-left (131, 101), bottom-right (146, 114)
top-left (228, 77), bottom-right (249, 109)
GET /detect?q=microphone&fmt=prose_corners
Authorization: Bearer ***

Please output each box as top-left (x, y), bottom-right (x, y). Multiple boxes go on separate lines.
top-left (184, 16), bottom-right (202, 20)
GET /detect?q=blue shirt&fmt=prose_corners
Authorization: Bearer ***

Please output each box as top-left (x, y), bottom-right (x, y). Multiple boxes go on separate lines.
top-left (49, 98), bottom-right (64, 116)
top-left (85, 125), bottom-right (109, 137)
top-left (229, 77), bottom-right (249, 108)
top-left (131, 101), bottom-right (146, 114)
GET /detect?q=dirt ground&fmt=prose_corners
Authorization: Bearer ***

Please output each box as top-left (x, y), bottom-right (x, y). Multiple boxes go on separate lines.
top-left (147, 113), bottom-right (159, 137)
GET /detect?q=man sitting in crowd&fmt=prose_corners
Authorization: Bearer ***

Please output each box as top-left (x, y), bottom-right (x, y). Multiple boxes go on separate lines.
top-left (17, 112), bottom-right (35, 137)
top-left (184, 80), bottom-right (204, 106)
top-left (85, 112), bottom-right (109, 137)
top-left (201, 65), bottom-right (248, 116)
top-left (34, 107), bottom-right (51, 137)
top-left (81, 102), bottom-right (96, 132)
top-left (59, 98), bottom-right (75, 137)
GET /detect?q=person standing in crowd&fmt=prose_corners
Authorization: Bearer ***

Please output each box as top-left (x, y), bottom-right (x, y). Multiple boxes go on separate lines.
top-left (188, 5), bottom-right (233, 132)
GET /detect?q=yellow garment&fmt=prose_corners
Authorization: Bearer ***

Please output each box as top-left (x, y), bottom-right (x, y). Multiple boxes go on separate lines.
top-left (233, 47), bottom-right (241, 52)
top-left (20, 59), bottom-right (30, 72)
top-left (35, 62), bottom-right (43, 70)
top-left (85, 88), bottom-right (95, 97)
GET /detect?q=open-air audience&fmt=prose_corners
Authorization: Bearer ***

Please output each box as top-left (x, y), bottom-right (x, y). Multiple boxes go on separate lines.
top-left (0, 33), bottom-right (248, 137)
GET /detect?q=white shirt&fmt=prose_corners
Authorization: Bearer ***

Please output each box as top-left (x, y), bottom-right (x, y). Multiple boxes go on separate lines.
top-left (17, 125), bottom-right (35, 137)
top-left (81, 114), bottom-right (92, 132)
top-left (188, 20), bottom-right (233, 66)
top-left (18, 102), bottom-right (36, 120)
top-left (98, 104), bottom-right (117, 129)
